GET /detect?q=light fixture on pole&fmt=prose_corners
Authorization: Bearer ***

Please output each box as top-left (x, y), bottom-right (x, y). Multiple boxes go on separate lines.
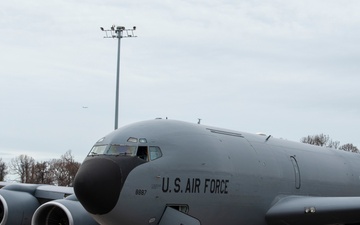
top-left (100, 25), bottom-right (137, 130)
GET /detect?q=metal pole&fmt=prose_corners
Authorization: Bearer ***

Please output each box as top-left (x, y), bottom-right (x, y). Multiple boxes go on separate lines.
top-left (100, 25), bottom-right (137, 130)
top-left (114, 30), bottom-right (122, 130)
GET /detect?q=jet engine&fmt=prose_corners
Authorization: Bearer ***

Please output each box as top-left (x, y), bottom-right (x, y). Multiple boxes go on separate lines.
top-left (0, 184), bottom-right (40, 225)
top-left (31, 195), bottom-right (99, 225)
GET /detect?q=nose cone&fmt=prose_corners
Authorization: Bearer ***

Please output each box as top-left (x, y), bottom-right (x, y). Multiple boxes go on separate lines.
top-left (74, 156), bottom-right (146, 215)
top-left (74, 158), bottom-right (121, 214)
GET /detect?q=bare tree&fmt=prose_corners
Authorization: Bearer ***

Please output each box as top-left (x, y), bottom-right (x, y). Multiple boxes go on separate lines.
top-left (10, 155), bottom-right (35, 183)
top-left (0, 158), bottom-right (8, 181)
top-left (300, 133), bottom-right (340, 149)
top-left (8, 151), bottom-right (82, 184)
top-left (32, 161), bottom-right (54, 184)
top-left (49, 150), bottom-right (81, 186)
top-left (339, 143), bottom-right (359, 153)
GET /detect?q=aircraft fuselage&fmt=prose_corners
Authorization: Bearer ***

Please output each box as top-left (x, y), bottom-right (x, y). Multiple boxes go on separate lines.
top-left (74, 119), bottom-right (360, 225)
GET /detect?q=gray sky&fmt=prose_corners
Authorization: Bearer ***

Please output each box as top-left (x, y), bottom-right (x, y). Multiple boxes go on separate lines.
top-left (1, 0), bottom-right (360, 164)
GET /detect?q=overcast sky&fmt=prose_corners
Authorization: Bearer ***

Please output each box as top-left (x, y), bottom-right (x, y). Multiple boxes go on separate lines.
top-left (1, 0), bottom-right (360, 165)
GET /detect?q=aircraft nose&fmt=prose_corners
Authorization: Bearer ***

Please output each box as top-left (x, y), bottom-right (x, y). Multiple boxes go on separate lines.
top-left (74, 157), bottom-right (145, 215)
top-left (73, 158), bottom-right (121, 215)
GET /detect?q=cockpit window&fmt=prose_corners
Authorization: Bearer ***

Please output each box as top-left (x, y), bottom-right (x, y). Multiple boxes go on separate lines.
top-left (107, 145), bottom-right (137, 156)
top-left (89, 145), bottom-right (137, 156)
top-left (149, 146), bottom-right (162, 161)
top-left (127, 137), bottom-right (138, 143)
top-left (89, 145), bottom-right (107, 155)
top-left (88, 144), bottom-right (162, 161)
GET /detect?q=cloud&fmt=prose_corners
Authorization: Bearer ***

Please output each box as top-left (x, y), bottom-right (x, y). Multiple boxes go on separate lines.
top-left (1, 0), bottom-right (360, 163)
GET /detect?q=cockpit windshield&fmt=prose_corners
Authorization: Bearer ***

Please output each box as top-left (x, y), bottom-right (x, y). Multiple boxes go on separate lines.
top-left (89, 145), bottom-right (107, 155)
top-left (89, 145), bottom-right (137, 156)
top-left (88, 144), bottom-right (162, 161)
top-left (107, 145), bottom-right (137, 156)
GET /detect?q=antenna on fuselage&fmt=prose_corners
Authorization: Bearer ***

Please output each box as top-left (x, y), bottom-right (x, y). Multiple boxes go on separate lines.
top-left (266, 135), bottom-right (272, 141)
top-left (198, 118), bottom-right (202, 124)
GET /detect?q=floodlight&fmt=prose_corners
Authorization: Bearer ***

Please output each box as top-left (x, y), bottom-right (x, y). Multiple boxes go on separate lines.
top-left (100, 25), bottom-right (137, 130)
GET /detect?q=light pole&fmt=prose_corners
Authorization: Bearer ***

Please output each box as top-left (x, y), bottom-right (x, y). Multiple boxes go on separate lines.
top-left (100, 25), bottom-right (137, 130)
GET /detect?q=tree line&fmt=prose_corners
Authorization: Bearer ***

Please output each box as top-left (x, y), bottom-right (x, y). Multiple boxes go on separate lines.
top-left (0, 150), bottom-right (80, 186)
top-left (300, 133), bottom-right (359, 153)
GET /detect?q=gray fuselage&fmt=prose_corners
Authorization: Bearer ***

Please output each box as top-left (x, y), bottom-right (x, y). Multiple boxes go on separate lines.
top-left (74, 119), bottom-right (360, 225)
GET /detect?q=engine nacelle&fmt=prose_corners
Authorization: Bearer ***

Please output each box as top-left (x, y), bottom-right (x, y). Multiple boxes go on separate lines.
top-left (32, 196), bottom-right (99, 225)
top-left (0, 184), bottom-right (40, 225)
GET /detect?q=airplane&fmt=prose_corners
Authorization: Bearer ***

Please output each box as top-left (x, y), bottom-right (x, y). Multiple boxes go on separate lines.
top-left (1, 118), bottom-right (360, 225)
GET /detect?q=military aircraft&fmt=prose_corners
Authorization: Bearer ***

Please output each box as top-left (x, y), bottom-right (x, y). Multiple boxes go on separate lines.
top-left (1, 119), bottom-right (360, 225)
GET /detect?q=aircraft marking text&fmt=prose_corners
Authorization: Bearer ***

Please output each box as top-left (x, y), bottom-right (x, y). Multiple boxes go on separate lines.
top-left (135, 189), bottom-right (147, 195)
top-left (162, 177), bottom-right (229, 194)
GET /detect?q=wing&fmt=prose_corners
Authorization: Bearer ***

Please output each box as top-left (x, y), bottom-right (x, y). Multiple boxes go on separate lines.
top-left (0, 182), bottom-right (98, 225)
top-left (266, 195), bottom-right (360, 225)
